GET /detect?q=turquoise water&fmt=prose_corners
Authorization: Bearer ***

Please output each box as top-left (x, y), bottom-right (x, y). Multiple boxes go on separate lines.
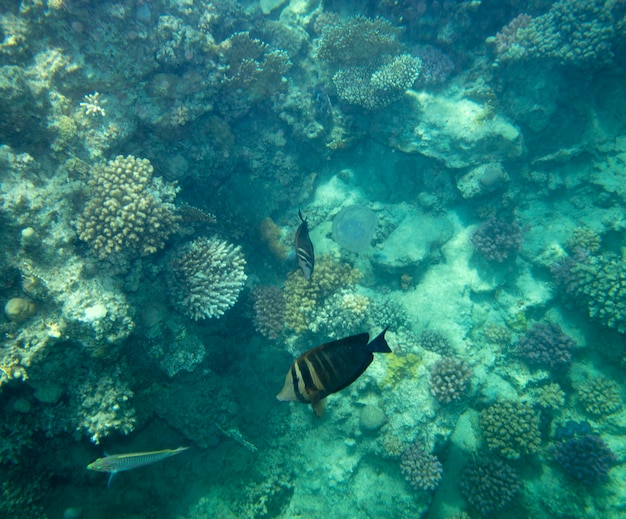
top-left (1, 1), bottom-right (626, 517)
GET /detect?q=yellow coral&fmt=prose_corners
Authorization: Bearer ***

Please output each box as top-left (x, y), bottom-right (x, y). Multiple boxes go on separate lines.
top-left (259, 216), bottom-right (288, 260)
top-left (284, 255), bottom-right (361, 334)
top-left (76, 155), bottom-right (180, 258)
top-left (379, 352), bottom-right (421, 388)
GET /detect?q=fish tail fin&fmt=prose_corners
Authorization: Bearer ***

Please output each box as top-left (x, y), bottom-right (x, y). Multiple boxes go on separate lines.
top-left (107, 471), bottom-right (117, 489)
top-left (368, 327), bottom-right (391, 353)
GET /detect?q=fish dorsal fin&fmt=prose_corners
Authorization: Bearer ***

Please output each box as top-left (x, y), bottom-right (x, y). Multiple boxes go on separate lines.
top-left (311, 398), bottom-right (326, 417)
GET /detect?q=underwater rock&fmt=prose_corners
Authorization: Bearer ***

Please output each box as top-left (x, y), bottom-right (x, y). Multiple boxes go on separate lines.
top-left (260, 0), bottom-right (287, 15)
top-left (4, 297), bottom-right (36, 323)
top-left (332, 205), bottom-right (377, 253)
top-left (372, 209), bottom-right (453, 273)
top-left (374, 90), bottom-right (523, 168)
top-left (456, 163), bottom-right (509, 199)
top-left (359, 405), bottom-right (387, 433)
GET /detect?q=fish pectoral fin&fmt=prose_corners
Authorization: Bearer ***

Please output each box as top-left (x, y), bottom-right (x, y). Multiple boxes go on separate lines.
top-left (311, 398), bottom-right (326, 418)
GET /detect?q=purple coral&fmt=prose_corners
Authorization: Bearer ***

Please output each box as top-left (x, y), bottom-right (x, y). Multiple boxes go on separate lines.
top-left (251, 286), bottom-right (285, 340)
top-left (413, 45), bottom-right (454, 85)
top-left (429, 356), bottom-right (472, 404)
top-left (552, 434), bottom-right (616, 485)
top-left (400, 441), bottom-right (443, 491)
top-left (516, 322), bottom-right (575, 370)
top-left (460, 458), bottom-right (522, 516)
top-left (470, 218), bottom-right (522, 263)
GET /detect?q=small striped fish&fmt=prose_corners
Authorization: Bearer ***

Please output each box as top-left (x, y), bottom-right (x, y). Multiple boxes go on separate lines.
top-left (277, 329), bottom-right (391, 416)
top-left (295, 209), bottom-right (314, 280)
top-left (87, 447), bottom-right (189, 476)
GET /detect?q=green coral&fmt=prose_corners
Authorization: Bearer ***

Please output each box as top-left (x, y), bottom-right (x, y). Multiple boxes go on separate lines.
top-left (577, 375), bottom-right (623, 416)
top-left (480, 400), bottom-right (541, 459)
top-left (529, 382), bottom-right (566, 411)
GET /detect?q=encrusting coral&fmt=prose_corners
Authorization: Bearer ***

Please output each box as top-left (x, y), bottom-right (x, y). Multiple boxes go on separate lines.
top-left (168, 237), bottom-right (246, 321)
top-left (480, 400), bottom-right (541, 459)
top-left (76, 155), bottom-right (180, 259)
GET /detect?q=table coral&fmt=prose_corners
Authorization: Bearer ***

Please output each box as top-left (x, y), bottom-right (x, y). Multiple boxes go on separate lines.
top-left (480, 400), bottom-right (541, 459)
top-left (168, 237), bottom-right (247, 321)
top-left (76, 155), bottom-right (180, 259)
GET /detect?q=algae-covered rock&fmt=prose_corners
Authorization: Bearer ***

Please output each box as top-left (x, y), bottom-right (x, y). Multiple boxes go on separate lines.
top-left (374, 90), bottom-right (523, 168)
top-left (4, 297), bottom-right (36, 323)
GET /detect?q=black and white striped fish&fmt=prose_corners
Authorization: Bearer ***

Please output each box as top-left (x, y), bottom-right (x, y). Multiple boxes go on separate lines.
top-left (277, 329), bottom-right (391, 416)
top-left (295, 209), bottom-right (314, 280)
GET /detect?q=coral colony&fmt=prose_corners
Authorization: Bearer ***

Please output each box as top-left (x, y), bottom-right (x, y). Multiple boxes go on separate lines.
top-left (1, 1), bottom-right (626, 518)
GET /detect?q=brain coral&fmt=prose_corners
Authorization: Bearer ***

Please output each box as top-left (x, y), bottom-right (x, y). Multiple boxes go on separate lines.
top-left (76, 155), bottom-right (180, 258)
top-left (168, 237), bottom-right (246, 320)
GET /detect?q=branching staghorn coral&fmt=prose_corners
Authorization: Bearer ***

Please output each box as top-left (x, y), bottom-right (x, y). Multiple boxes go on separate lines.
top-left (168, 237), bottom-right (246, 321)
top-left (76, 155), bottom-right (180, 259)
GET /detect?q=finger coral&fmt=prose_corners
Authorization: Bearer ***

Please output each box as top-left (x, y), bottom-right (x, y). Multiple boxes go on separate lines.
top-left (480, 400), bottom-right (541, 459)
top-left (516, 321), bottom-right (575, 371)
top-left (400, 441), bottom-right (443, 492)
top-left (577, 375), bottom-right (623, 416)
top-left (470, 217), bottom-right (522, 263)
top-left (429, 356), bottom-right (473, 404)
top-left (460, 458), bottom-right (522, 516)
top-left (552, 434), bottom-right (616, 485)
top-left (252, 285), bottom-right (285, 340)
top-left (76, 155), bottom-right (180, 259)
top-left (168, 237), bottom-right (247, 321)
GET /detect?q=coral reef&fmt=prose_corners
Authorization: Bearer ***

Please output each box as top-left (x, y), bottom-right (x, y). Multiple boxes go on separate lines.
top-left (76, 155), bottom-right (180, 259)
top-left (577, 375), bottom-right (623, 416)
top-left (516, 322), bottom-right (576, 371)
top-left (315, 15), bottom-right (402, 66)
top-left (418, 330), bottom-right (452, 355)
top-left (400, 441), bottom-right (443, 492)
top-left (480, 400), bottom-right (541, 459)
top-left (332, 54), bottom-right (422, 110)
top-left (460, 458), bottom-right (522, 516)
top-left (552, 434), bottom-right (616, 485)
top-left (429, 356), bottom-right (472, 404)
top-left (252, 285), bottom-right (285, 340)
top-left (551, 250), bottom-right (626, 333)
top-left (283, 256), bottom-right (361, 334)
top-left (168, 237), bottom-right (246, 321)
top-left (379, 352), bottom-right (421, 388)
top-left (470, 217), bottom-right (522, 263)
top-left (310, 290), bottom-right (370, 338)
top-left (259, 217), bottom-right (288, 261)
top-left (530, 382), bottom-right (566, 411)
top-left (495, 1), bottom-right (620, 66)
top-left (412, 45), bottom-right (454, 86)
